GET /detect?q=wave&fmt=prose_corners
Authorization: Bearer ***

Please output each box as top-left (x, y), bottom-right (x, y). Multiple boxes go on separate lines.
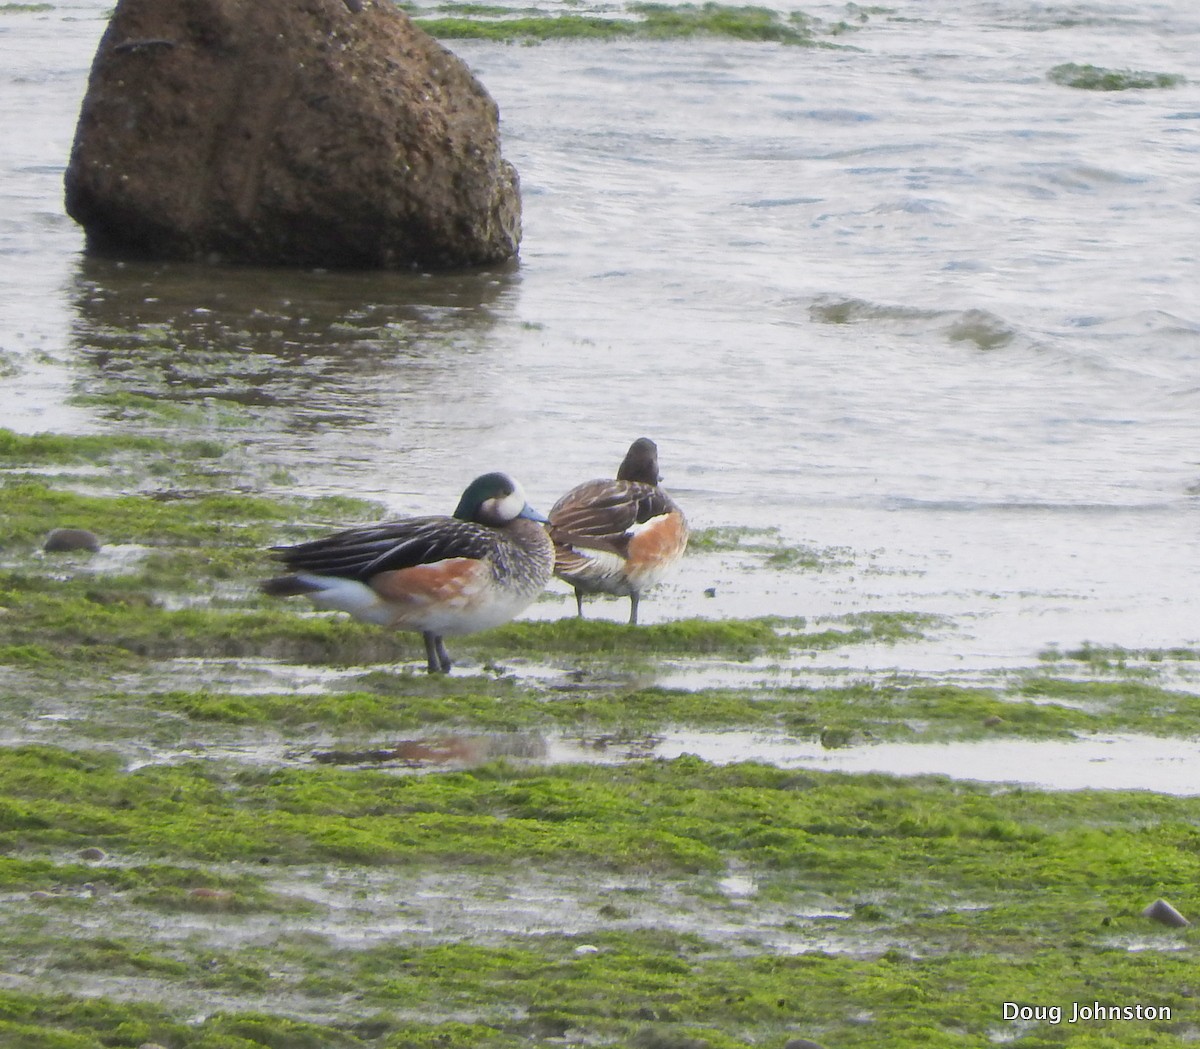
top-left (808, 296), bottom-right (1019, 350)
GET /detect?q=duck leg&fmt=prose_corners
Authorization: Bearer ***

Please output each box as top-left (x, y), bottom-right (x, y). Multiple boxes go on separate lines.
top-left (573, 587), bottom-right (586, 619)
top-left (423, 631), bottom-right (453, 674)
top-left (628, 592), bottom-right (640, 626)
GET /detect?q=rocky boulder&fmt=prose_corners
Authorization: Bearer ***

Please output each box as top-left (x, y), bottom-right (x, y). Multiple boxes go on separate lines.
top-left (64, 0), bottom-right (521, 269)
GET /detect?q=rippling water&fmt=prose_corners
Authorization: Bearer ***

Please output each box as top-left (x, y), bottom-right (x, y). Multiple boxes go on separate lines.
top-left (2, 0), bottom-right (1199, 680)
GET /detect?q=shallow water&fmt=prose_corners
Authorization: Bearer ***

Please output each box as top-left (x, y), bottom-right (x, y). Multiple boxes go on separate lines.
top-left (294, 728), bottom-right (1200, 795)
top-left (2, 0), bottom-right (1200, 785)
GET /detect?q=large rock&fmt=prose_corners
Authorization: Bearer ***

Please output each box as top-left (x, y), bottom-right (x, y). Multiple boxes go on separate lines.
top-left (64, 0), bottom-right (520, 269)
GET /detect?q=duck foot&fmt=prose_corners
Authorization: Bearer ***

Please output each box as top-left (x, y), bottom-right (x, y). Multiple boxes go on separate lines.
top-left (423, 632), bottom-right (453, 674)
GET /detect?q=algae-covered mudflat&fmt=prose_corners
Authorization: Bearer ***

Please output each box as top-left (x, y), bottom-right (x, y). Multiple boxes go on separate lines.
top-left (0, 432), bottom-right (1197, 1048)
top-left (4, 0), bottom-right (1200, 1042)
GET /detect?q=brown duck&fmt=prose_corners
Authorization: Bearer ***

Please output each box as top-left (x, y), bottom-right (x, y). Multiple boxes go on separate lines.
top-left (548, 438), bottom-right (688, 625)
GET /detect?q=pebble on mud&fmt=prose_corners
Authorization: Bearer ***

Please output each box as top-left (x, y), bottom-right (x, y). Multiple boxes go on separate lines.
top-left (188, 887), bottom-right (236, 907)
top-left (819, 726), bottom-right (854, 749)
top-left (631, 1030), bottom-right (710, 1049)
top-left (78, 846), bottom-right (107, 861)
top-left (44, 527), bottom-right (101, 553)
top-left (1143, 898), bottom-right (1190, 928)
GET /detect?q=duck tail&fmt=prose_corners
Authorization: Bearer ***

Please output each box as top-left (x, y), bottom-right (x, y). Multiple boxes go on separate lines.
top-left (261, 574), bottom-right (322, 598)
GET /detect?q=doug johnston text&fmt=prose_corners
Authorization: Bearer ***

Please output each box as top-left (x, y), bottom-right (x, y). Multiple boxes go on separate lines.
top-left (1003, 1002), bottom-right (1172, 1024)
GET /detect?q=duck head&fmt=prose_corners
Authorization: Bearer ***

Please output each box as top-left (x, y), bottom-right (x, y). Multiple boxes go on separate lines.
top-left (454, 472), bottom-right (548, 526)
top-left (616, 437), bottom-right (661, 485)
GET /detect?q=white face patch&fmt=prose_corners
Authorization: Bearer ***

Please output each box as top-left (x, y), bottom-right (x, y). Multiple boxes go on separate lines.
top-left (483, 479), bottom-right (528, 523)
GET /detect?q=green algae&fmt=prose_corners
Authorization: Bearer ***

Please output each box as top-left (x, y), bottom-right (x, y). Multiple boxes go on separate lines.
top-left (1, 438), bottom-right (1199, 1049)
top-left (794, 675), bottom-right (1200, 742)
top-left (0, 581), bottom-right (395, 664)
top-left (67, 390), bottom-right (260, 429)
top-left (629, 2), bottom-right (816, 43)
top-left (1043, 642), bottom-right (1200, 668)
top-left (0, 950), bottom-right (1190, 1047)
top-left (414, 2), bottom-right (820, 44)
top-left (1048, 62), bottom-right (1186, 91)
top-left (0, 522), bottom-right (932, 664)
top-left (0, 477), bottom-right (381, 551)
top-left (686, 524), bottom-right (778, 551)
top-left (468, 611), bottom-right (931, 662)
top-left (688, 525), bottom-right (852, 572)
top-left (0, 428), bottom-right (379, 550)
top-left (416, 11), bottom-right (635, 41)
top-left (0, 749), bottom-right (1197, 1046)
top-left (0, 473), bottom-right (380, 594)
top-left (18, 670), bottom-right (1200, 748)
top-left (0, 429), bottom-right (172, 464)
top-left (0, 545), bottom-right (1192, 744)
top-left (434, 2), bottom-right (524, 13)
top-left (0, 453), bottom-right (906, 675)
top-left (2, 744), bottom-right (1197, 886)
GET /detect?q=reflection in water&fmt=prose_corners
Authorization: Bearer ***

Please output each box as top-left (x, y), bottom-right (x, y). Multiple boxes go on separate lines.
top-left (307, 728), bottom-right (1200, 796)
top-left (70, 256), bottom-right (517, 389)
top-left (68, 256), bottom-right (523, 500)
top-left (312, 732), bottom-right (549, 767)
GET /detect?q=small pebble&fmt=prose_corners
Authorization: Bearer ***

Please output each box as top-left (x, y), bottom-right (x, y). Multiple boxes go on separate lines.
top-left (784, 1040), bottom-right (827, 1049)
top-left (1143, 898), bottom-right (1190, 928)
top-left (187, 887), bottom-right (236, 909)
top-left (573, 944), bottom-right (600, 955)
top-left (819, 726), bottom-right (853, 749)
top-left (188, 887), bottom-right (234, 900)
top-left (29, 890), bottom-right (54, 900)
top-left (43, 527), bottom-right (101, 553)
top-left (78, 846), bottom-right (107, 862)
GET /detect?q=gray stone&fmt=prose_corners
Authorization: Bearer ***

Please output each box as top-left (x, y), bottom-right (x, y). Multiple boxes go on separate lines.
top-left (65, 0), bottom-right (520, 269)
top-left (1143, 897), bottom-right (1190, 928)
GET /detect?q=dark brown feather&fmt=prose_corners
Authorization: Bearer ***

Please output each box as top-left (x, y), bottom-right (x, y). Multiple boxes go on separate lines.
top-left (549, 480), bottom-right (680, 555)
top-left (270, 516), bottom-right (499, 582)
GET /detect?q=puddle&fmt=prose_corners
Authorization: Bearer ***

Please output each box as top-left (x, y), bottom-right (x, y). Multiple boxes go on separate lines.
top-left (311, 733), bottom-right (549, 767)
top-left (169, 728), bottom-right (1200, 795)
top-left (597, 730), bottom-right (1200, 795)
top-left (10, 674), bottom-right (1198, 795)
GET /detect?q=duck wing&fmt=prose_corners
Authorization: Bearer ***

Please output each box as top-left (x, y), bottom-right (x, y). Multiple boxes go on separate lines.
top-left (269, 515), bottom-right (497, 582)
top-left (549, 480), bottom-right (676, 554)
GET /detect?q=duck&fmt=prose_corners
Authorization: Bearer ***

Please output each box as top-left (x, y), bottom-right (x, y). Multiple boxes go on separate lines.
top-left (548, 437), bottom-right (688, 625)
top-left (261, 472), bottom-right (554, 674)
